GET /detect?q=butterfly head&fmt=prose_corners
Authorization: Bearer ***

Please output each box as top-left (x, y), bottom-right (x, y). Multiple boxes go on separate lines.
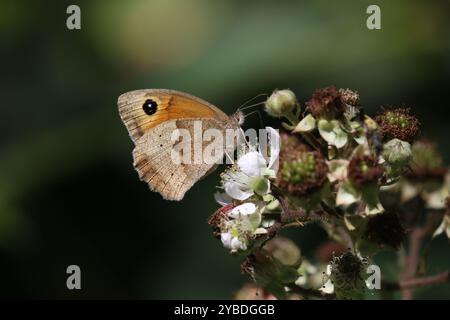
top-left (232, 111), bottom-right (245, 126)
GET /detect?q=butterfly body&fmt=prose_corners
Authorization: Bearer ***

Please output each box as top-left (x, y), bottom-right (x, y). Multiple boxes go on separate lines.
top-left (118, 89), bottom-right (242, 201)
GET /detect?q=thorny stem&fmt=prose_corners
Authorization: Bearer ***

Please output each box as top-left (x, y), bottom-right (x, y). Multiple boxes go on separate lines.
top-left (384, 271), bottom-right (450, 291)
top-left (274, 186), bottom-right (354, 252)
top-left (273, 189), bottom-right (330, 224)
top-left (401, 212), bottom-right (440, 299)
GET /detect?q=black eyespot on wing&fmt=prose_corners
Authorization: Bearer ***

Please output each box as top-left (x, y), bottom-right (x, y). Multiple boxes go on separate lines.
top-left (143, 99), bottom-right (158, 115)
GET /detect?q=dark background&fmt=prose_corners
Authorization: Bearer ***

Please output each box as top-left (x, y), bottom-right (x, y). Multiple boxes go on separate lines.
top-left (0, 0), bottom-right (449, 299)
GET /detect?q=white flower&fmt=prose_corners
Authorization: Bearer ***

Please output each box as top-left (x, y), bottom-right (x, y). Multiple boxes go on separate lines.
top-left (220, 203), bottom-right (267, 252)
top-left (221, 232), bottom-right (247, 251)
top-left (221, 127), bottom-right (280, 201)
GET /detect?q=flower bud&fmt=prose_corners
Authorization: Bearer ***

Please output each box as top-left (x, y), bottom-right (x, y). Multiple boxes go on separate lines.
top-left (382, 138), bottom-right (412, 167)
top-left (263, 237), bottom-right (301, 267)
top-left (241, 250), bottom-right (298, 298)
top-left (329, 251), bottom-right (368, 300)
top-left (265, 89), bottom-right (298, 118)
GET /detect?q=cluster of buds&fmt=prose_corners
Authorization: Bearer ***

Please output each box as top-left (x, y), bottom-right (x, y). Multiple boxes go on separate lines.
top-left (208, 86), bottom-right (449, 299)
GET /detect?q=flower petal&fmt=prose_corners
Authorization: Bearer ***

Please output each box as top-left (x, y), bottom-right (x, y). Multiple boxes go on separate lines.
top-left (266, 127), bottom-right (280, 172)
top-left (221, 232), bottom-right (232, 249)
top-left (354, 133), bottom-right (367, 145)
top-left (433, 218), bottom-right (447, 238)
top-left (401, 183), bottom-right (419, 203)
top-left (294, 114), bottom-right (316, 132)
top-left (320, 280), bottom-right (334, 294)
top-left (318, 119), bottom-right (337, 144)
top-left (344, 214), bottom-right (356, 230)
top-left (238, 151), bottom-right (267, 177)
top-left (334, 127), bottom-right (348, 149)
top-left (224, 181), bottom-right (253, 201)
top-left (365, 202), bottom-right (384, 215)
top-left (327, 159), bottom-right (349, 182)
top-left (336, 182), bottom-right (360, 206)
top-left (231, 237), bottom-right (246, 251)
top-left (229, 202), bottom-right (257, 218)
top-left (254, 228), bottom-right (268, 235)
top-left (424, 189), bottom-right (448, 209)
top-left (214, 192), bottom-right (233, 206)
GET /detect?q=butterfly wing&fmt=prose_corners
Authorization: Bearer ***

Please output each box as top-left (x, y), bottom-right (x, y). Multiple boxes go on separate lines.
top-left (118, 89), bottom-right (237, 201)
top-left (118, 89), bottom-right (229, 142)
top-left (133, 118), bottom-right (232, 200)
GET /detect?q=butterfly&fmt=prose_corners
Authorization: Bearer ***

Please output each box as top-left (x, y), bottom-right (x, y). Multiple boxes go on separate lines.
top-left (118, 89), bottom-right (245, 201)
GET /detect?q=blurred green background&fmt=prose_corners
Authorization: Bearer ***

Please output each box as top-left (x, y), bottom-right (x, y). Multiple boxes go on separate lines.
top-left (0, 0), bottom-right (449, 299)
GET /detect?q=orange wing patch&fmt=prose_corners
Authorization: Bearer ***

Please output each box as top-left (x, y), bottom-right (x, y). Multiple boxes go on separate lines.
top-left (118, 89), bottom-right (223, 142)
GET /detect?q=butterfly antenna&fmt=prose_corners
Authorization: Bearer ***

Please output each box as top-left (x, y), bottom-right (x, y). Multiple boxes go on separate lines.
top-left (238, 101), bottom-right (266, 111)
top-left (224, 148), bottom-right (235, 165)
top-left (237, 93), bottom-right (268, 111)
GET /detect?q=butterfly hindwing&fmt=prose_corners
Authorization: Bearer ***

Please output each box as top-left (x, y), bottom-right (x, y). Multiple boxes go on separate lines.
top-left (132, 118), bottom-right (231, 200)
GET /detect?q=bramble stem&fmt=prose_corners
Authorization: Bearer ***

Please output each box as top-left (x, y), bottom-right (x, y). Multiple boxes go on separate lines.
top-left (401, 213), bottom-right (439, 299)
top-left (384, 271), bottom-right (450, 291)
